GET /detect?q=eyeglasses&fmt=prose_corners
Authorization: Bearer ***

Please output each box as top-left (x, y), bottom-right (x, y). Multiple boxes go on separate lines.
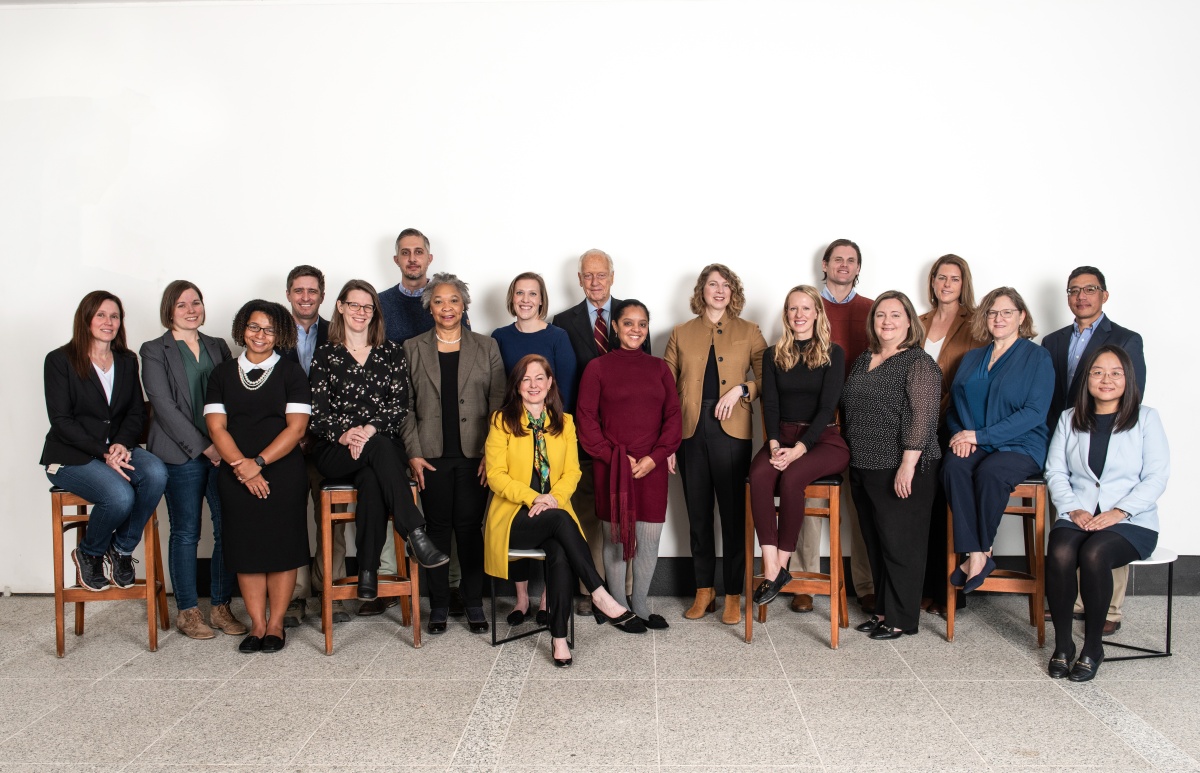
top-left (245, 323), bottom-right (277, 337)
top-left (985, 308), bottom-right (1019, 320)
top-left (1066, 285), bottom-right (1103, 297)
top-left (341, 302), bottom-right (375, 314)
top-left (1088, 368), bottom-right (1125, 380)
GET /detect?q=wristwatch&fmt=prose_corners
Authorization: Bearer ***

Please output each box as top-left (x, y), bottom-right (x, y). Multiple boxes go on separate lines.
top-left (740, 383), bottom-right (750, 398)
top-left (254, 456), bottom-right (266, 468)
top-left (1115, 508), bottom-right (1130, 520)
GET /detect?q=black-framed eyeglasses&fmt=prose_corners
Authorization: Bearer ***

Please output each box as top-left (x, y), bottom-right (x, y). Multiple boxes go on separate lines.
top-left (1066, 285), bottom-right (1102, 297)
top-left (245, 323), bottom-right (277, 337)
top-left (341, 302), bottom-right (375, 314)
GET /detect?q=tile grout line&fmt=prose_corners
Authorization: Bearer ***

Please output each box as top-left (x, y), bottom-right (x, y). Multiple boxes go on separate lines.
top-left (445, 624), bottom-right (507, 770)
top-left (762, 610), bottom-right (826, 773)
top-left (653, 608), bottom-right (662, 772)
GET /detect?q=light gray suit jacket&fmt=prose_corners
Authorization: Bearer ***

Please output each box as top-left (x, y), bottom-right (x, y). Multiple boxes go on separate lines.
top-left (1045, 406), bottom-right (1170, 534)
top-left (139, 331), bottom-right (232, 464)
top-left (402, 329), bottom-right (505, 460)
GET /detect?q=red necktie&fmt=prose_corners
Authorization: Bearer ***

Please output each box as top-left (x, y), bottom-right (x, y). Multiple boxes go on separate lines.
top-left (593, 308), bottom-right (609, 355)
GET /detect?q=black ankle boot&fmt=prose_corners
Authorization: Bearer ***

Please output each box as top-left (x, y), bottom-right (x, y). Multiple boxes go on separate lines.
top-left (405, 527), bottom-right (449, 569)
top-left (357, 569), bottom-right (378, 600)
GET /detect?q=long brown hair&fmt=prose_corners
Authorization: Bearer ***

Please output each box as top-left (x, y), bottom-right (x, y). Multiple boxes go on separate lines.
top-left (1071, 344), bottom-right (1141, 434)
top-left (328, 279), bottom-right (386, 347)
top-left (497, 354), bottom-right (565, 437)
top-left (865, 291), bottom-right (925, 354)
top-left (68, 291), bottom-right (128, 379)
top-left (774, 285), bottom-right (833, 372)
top-left (926, 254), bottom-right (977, 312)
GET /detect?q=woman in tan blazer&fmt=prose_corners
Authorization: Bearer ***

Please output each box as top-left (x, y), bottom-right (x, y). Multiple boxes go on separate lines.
top-left (916, 254), bottom-right (986, 615)
top-left (665, 264), bottom-right (767, 624)
top-left (403, 273), bottom-right (506, 635)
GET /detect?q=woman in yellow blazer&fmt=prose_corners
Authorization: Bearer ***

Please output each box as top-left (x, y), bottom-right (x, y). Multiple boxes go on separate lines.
top-left (916, 254), bottom-right (986, 615)
top-left (484, 354), bottom-right (643, 667)
top-left (665, 263), bottom-right (767, 624)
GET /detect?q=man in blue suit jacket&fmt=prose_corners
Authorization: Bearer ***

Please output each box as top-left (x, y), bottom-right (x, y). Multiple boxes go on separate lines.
top-left (1040, 265), bottom-right (1147, 635)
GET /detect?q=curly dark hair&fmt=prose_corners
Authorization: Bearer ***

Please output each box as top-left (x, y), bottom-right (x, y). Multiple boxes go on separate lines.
top-left (231, 299), bottom-right (297, 351)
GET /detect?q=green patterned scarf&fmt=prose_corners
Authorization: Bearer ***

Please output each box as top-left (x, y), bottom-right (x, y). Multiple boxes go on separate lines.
top-left (527, 409), bottom-right (550, 494)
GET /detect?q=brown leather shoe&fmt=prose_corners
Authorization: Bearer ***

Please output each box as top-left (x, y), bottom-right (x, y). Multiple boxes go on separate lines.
top-left (357, 597), bottom-right (398, 616)
top-left (684, 588), bottom-right (716, 620)
top-left (176, 607), bottom-right (216, 639)
top-left (721, 594), bottom-right (741, 625)
top-left (209, 603), bottom-right (248, 635)
top-left (790, 594), bottom-right (814, 613)
top-left (858, 593), bottom-right (876, 614)
top-left (1102, 620), bottom-right (1122, 636)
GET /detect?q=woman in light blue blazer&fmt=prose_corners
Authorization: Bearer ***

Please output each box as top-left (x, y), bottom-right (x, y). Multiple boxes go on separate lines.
top-left (1044, 344), bottom-right (1169, 683)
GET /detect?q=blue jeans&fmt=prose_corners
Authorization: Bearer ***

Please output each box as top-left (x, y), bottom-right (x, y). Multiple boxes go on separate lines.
top-left (164, 456), bottom-right (231, 610)
top-left (46, 447), bottom-right (168, 557)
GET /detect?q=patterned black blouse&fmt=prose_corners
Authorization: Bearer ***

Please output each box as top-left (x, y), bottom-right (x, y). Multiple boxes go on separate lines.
top-left (840, 347), bottom-right (942, 471)
top-left (309, 340), bottom-right (413, 443)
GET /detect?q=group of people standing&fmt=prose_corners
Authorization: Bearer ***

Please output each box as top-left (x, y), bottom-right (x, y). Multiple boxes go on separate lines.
top-left (40, 233), bottom-right (1168, 678)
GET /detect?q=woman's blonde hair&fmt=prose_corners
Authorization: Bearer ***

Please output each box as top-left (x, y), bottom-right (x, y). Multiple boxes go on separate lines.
top-left (774, 285), bottom-right (833, 372)
top-left (689, 263), bottom-right (745, 318)
top-left (972, 286), bottom-right (1037, 342)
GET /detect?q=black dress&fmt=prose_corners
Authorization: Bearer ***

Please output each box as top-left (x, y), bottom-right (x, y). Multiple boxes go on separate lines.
top-left (205, 353), bottom-right (312, 573)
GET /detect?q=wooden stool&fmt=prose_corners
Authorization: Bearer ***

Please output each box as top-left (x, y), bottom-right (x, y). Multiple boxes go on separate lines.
top-left (489, 548), bottom-right (575, 647)
top-left (319, 478), bottom-right (421, 654)
top-left (743, 475), bottom-right (848, 648)
top-left (946, 476), bottom-right (1047, 647)
top-left (1107, 546), bottom-right (1176, 662)
top-left (51, 487), bottom-right (169, 658)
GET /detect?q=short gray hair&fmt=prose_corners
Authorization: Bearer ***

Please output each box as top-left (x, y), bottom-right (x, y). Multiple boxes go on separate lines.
top-left (422, 272), bottom-right (471, 312)
top-left (577, 248), bottom-right (613, 273)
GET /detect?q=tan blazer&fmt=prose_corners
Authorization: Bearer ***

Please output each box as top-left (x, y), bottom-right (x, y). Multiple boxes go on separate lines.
top-left (664, 314), bottom-right (766, 440)
top-left (918, 306), bottom-right (986, 418)
top-left (402, 329), bottom-right (506, 459)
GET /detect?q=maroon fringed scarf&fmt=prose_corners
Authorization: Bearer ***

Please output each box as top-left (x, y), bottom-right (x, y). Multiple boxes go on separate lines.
top-left (607, 443), bottom-right (639, 560)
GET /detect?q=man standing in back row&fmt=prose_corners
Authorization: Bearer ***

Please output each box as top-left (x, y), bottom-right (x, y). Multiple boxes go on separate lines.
top-left (1042, 265), bottom-right (1146, 636)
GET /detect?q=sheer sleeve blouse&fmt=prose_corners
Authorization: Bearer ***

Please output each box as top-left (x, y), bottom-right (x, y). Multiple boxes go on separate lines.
top-left (309, 340), bottom-right (413, 443)
top-left (840, 347), bottom-right (942, 471)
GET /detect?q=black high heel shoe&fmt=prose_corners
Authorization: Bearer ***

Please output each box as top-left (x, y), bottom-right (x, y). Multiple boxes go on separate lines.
top-left (592, 604), bottom-right (647, 633)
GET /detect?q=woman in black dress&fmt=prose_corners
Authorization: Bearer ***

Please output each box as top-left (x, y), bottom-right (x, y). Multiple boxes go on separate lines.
top-left (205, 301), bottom-right (311, 654)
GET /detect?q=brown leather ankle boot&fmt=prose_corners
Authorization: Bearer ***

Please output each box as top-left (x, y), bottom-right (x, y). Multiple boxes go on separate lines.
top-left (684, 587), bottom-right (716, 619)
top-left (722, 594), bottom-right (742, 625)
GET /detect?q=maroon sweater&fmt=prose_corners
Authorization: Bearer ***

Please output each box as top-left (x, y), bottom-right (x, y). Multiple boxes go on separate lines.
top-left (823, 293), bottom-right (874, 381)
top-left (575, 348), bottom-right (682, 524)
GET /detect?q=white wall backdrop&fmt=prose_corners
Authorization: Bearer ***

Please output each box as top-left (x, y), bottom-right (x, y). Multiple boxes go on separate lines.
top-left (1, 0), bottom-right (1194, 592)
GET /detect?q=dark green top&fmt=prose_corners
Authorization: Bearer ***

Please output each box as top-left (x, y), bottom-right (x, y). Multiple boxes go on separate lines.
top-left (177, 339), bottom-right (215, 435)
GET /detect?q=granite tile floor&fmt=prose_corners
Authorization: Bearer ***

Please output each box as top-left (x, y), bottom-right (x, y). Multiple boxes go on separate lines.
top-left (0, 593), bottom-right (1197, 772)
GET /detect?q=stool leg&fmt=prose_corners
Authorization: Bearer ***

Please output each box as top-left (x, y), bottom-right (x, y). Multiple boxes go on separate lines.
top-left (52, 496), bottom-right (67, 658)
top-left (409, 555), bottom-right (422, 649)
top-left (144, 512), bottom-right (159, 652)
top-left (830, 495), bottom-right (843, 646)
top-left (743, 483), bottom-right (754, 644)
top-left (1033, 488), bottom-right (1046, 648)
top-left (321, 493), bottom-right (335, 656)
top-left (1023, 513), bottom-right (1037, 626)
top-left (1165, 563), bottom-right (1173, 655)
top-left (946, 504), bottom-right (956, 643)
top-left (153, 514), bottom-right (169, 630)
top-left (74, 517), bottom-right (86, 637)
top-left (394, 531), bottom-right (411, 627)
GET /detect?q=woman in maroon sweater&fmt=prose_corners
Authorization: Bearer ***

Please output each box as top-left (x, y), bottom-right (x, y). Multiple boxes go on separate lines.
top-left (576, 300), bottom-right (682, 630)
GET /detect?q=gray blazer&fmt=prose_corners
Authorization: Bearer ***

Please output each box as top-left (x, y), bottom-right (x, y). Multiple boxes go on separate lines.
top-left (402, 329), bottom-right (505, 460)
top-left (139, 331), bottom-right (232, 464)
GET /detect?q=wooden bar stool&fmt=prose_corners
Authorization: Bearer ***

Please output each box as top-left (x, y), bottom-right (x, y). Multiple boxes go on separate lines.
top-left (319, 478), bottom-right (421, 654)
top-left (945, 476), bottom-right (1047, 647)
top-left (743, 474), bottom-right (848, 648)
top-left (51, 487), bottom-right (169, 657)
top-left (1107, 546), bottom-right (1176, 662)
top-left (488, 548), bottom-right (575, 647)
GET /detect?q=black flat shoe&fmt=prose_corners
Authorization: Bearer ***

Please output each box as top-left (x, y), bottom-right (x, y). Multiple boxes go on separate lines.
top-left (1048, 648), bottom-right (1076, 679)
top-left (507, 608), bottom-right (528, 626)
top-left (535, 609), bottom-right (549, 627)
top-left (238, 635), bottom-right (262, 653)
top-left (428, 607), bottom-right (449, 635)
top-left (963, 556), bottom-right (996, 594)
top-left (950, 564), bottom-right (968, 588)
top-left (260, 633), bottom-right (286, 653)
top-left (615, 613), bottom-right (648, 634)
top-left (645, 614), bottom-right (670, 630)
top-left (405, 527), bottom-right (450, 569)
top-left (357, 569), bottom-right (378, 601)
top-left (868, 625), bottom-right (918, 640)
top-left (753, 567), bottom-right (792, 605)
top-left (855, 616), bottom-right (881, 633)
top-left (466, 607), bottom-right (489, 634)
top-left (1068, 654), bottom-right (1103, 682)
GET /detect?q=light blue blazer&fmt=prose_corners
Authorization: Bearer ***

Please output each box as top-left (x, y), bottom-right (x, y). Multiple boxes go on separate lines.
top-left (1044, 406), bottom-right (1169, 534)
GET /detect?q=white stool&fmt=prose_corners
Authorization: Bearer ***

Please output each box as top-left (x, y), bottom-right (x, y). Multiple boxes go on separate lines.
top-left (1107, 547), bottom-right (1177, 662)
top-left (489, 548), bottom-right (574, 648)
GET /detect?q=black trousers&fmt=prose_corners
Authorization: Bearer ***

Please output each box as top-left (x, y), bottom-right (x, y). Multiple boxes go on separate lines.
top-left (851, 466), bottom-right (937, 632)
top-left (508, 508), bottom-right (604, 638)
top-left (421, 457), bottom-right (488, 609)
top-left (314, 436), bottom-right (424, 574)
top-left (678, 402), bottom-right (752, 595)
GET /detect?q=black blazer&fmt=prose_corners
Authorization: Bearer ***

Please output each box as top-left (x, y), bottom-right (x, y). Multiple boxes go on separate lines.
top-left (279, 316), bottom-right (329, 368)
top-left (1040, 314), bottom-right (1147, 431)
top-left (41, 346), bottom-right (146, 466)
top-left (552, 297), bottom-right (651, 396)
top-left (139, 331), bottom-right (233, 465)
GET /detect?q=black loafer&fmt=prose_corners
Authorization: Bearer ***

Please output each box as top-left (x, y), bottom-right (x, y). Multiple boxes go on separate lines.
top-left (357, 569), bottom-right (378, 601)
top-left (645, 614), bottom-right (670, 629)
top-left (260, 633), bottom-right (286, 653)
top-left (466, 607), bottom-right (489, 634)
top-left (238, 635), bottom-right (262, 653)
top-left (1068, 654), bottom-right (1103, 682)
top-left (507, 608), bottom-right (528, 626)
top-left (428, 607), bottom-right (449, 635)
top-left (869, 625), bottom-right (918, 640)
top-left (1048, 649), bottom-right (1075, 679)
top-left (753, 567), bottom-right (792, 605)
top-left (855, 616), bottom-right (881, 633)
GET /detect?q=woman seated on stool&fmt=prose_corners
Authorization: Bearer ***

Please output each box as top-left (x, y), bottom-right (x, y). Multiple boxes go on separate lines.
top-left (943, 287), bottom-right (1054, 592)
top-left (43, 291), bottom-right (167, 592)
top-left (1044, 345), bottom-right (1169, 682)
top-left (749, 285), bottom-right (850, 605)
top-left (483, 354), bottom-right (642, 667)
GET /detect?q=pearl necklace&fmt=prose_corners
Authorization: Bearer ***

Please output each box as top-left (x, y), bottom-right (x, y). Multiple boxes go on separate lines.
top-left (436, 333), bottom-right (461, 345)
top-left (238, 363), bottom-right (275, 391)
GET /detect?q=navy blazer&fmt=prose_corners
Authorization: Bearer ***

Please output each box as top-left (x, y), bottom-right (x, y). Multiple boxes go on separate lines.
top-left (279, 316), bottom-right (329, 369)
top-left (139, 331), bottom-right (233, 465)
top-left (41, 346), bottom-right (146, 467)
top-left (1041, 315), bottom-right (1146, 432)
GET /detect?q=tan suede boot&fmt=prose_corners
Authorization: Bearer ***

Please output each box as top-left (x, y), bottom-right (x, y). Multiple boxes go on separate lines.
top-left (684, 587), bottom-right (716, 619)
top-left (721, 594), bottom-right (741, 625)
top-left (176, 607), bottom-right (216, 639)
top-left (209, 603), bottom-right (249, 635)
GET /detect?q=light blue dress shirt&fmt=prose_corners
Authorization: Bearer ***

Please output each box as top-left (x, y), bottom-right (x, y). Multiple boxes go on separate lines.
top-left (1066, 312), bottom-right (1106, 386)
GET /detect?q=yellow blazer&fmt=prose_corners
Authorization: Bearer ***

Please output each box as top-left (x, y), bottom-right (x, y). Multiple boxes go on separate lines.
top-left (483, 411), bottom-right (583, 579)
